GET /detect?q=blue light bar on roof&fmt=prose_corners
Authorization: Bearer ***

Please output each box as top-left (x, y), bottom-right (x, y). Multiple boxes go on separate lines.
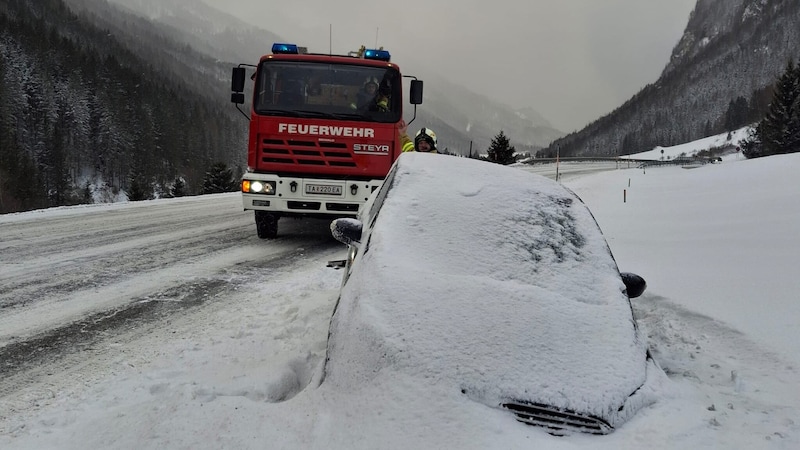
top-left (364, 49), bottom-right (391, 61)
top-left (272, 43), bottom-right (299, 54)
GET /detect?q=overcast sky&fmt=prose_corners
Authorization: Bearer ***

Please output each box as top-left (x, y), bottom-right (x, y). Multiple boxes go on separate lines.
top-left (205, 0), bottom-right (697, 132)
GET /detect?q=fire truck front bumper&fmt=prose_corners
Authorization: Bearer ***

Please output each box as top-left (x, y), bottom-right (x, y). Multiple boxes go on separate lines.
top-left (241, 173), bottom-right (383, 218)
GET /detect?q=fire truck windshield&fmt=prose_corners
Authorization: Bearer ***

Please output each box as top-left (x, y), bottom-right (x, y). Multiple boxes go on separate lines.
top-left (253, 61), bottom-right (402, 123)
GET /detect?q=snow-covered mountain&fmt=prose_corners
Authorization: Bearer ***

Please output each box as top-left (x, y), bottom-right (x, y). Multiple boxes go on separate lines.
top-left (69, 0), bottom-right (283, 64)
top-left (545, 0), bottom-right (800, 158)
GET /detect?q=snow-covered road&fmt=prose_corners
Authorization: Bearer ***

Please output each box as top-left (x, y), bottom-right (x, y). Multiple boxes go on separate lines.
top-left (0, 194), bottom-right (343, 388)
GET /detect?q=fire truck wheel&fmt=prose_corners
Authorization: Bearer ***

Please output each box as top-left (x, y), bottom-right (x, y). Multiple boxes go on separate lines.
top-left (255, 211), bottom-right (279, 239)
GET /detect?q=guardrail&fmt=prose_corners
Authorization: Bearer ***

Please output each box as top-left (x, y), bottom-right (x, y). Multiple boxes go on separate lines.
top-left (522, 156), bottom-right (718, 168)
top-left (522, 157), bottom-right (652, 165)
top-left (637, 158), bottom-right (717, 168)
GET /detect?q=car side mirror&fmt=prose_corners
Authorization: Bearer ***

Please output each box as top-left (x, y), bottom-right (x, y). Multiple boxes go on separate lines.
top-left (331, 218), bottom-right (363, 247)
top-left (620, 272), bottom-right (647, 298)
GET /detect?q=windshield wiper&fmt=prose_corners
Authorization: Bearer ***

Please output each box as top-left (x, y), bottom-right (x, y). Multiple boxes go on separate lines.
top-left (292, 110), bottom-right (332, 118)
top-left (257, 110), bottom-right (375, 121)
top-left (259, 109), bottom-right (300, 117)
top-left (257, 109), bottom-right (328, 118)
top-left (329, 112), bottom-right (371, 120)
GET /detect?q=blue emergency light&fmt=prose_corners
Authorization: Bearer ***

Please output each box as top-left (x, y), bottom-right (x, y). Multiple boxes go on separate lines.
top-left (272, 43), bottom-right (299, 54)
top-left (364, 49), bottom-right (391, 61)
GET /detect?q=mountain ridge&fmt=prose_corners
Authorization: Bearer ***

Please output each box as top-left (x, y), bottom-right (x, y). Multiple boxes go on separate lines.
top-left (542, 0), bottom-right (800, 158)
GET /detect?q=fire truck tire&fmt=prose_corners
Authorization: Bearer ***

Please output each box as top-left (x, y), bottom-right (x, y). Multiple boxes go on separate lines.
top-left (255, 211), bottom-right (279, 239)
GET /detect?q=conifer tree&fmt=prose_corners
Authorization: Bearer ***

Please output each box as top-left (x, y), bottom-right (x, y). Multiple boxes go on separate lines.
top-left (487, 130), bottom-right (516, 165)
top-left (170, 177), bottom-right (188, 198)
top-left (126, 163), bottom-right (151, 201)
top-left (201, 162), bottom-right (236, 194)
top-left (757, 59), bottom-right (800, 156)
top-left (741, 124), bottom-right (764, 159)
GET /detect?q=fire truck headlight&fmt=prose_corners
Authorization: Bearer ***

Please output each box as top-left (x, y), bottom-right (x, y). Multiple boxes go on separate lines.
top-left (243, 180), bottom-right (276, 195)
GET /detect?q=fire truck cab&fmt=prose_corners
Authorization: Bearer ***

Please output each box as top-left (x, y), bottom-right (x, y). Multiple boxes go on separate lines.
top-left (231, 43), bottom-right (423, 239)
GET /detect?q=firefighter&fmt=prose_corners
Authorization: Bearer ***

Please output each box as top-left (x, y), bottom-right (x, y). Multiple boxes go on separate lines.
top-left (398, 120), bottom-right (438, 153)
top-left (357, 77), bottom-right (379, 107)
top-left (374, 79), bottom-right (391, 112)
top-left (353, 77), bottom-right (389, 112)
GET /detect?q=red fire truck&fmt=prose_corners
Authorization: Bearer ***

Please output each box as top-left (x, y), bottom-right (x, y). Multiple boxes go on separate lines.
top-left (231, 43), bottom-right (423, 238)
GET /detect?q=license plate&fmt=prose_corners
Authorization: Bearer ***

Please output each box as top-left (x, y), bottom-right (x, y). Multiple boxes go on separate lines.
top-left (305, 184), bottom-right (342, 195)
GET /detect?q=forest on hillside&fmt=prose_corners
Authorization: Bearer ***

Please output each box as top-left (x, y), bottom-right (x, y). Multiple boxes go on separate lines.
top-left (0, 0), bottom-right (245, 213)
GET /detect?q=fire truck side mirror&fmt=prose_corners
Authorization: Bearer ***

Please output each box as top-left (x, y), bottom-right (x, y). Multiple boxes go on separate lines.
top-left (231, 67), bottom-right (247, 93)
top-left (409, 80), bottom-right (423, 105)
top-left (231, 67), bottom-right (247, 104)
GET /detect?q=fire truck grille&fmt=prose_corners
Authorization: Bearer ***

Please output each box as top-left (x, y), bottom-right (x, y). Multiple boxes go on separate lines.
top-left (327, 203), bottom-right (360, 212)
top-left (260, 138), bottom-right (357, 167)
top-left (287, 201), bottom-right (321, 210)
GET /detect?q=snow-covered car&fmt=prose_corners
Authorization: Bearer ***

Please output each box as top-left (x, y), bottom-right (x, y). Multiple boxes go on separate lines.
top-left (325, 152), bottom-right (661, 435)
